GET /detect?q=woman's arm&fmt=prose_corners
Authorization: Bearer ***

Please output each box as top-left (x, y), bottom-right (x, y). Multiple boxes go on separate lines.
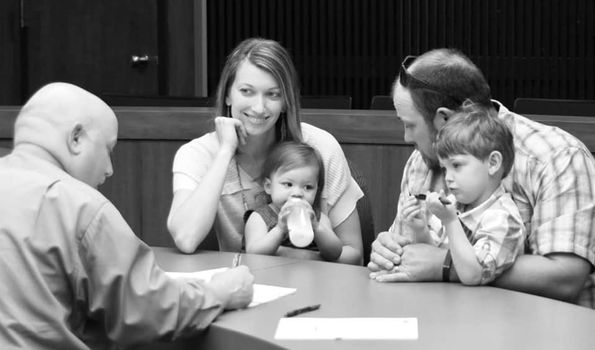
top-left (334, 208), bottom-right (364, 265)
top-left (312, 213), bottom-right (343, 261)
top-left (167, 117), bottom-right (246, 253)
top-left (245, 212), bottom-right (285, 255)
top-left (167, 147), bottom-right (234, 253)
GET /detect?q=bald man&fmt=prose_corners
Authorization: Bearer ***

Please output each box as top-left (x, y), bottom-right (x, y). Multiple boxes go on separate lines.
top-left (0, 83), bottom-right (254, 349)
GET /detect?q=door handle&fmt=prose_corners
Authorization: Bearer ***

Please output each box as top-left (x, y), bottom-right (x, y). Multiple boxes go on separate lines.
top-left (130, 54), bottom-right (158, 67)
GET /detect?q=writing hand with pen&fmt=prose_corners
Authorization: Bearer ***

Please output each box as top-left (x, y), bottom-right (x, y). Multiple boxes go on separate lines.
top-left (209, 257), bottom-right (254, 310)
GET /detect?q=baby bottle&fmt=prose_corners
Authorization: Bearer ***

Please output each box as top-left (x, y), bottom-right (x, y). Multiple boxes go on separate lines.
top-left (285, 198), bottom-right (314, 247)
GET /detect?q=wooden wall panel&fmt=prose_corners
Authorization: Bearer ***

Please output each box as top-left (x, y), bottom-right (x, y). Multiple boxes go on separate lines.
top-left (139, 141), bottom-right (183, 247)
top-left (162, 0), bottom-right (197, 96)
top-left (0, 0), bottom-right (22, 104)
top-left (2, 106), bottom-right (595, 248)
top-left (341, 144), bottom-right (413, 232)
top-left (100, 141), bottom-right (144, 235)
top-left (22, 0), bottom-right (159, 98)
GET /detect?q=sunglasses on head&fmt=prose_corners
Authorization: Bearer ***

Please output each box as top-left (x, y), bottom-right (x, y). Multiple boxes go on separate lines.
top-left (399, 55), bottom-right (463, 105)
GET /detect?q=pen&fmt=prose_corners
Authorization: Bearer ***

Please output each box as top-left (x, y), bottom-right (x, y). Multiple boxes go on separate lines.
top-left (232, 252), bottom-right (242, 267)
top-left (412, 193), bottom-right (452, 205)
top-left (284, 304), bottom-right (321, 317)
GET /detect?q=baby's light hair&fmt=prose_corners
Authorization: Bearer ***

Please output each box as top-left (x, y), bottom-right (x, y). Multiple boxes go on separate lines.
top-left (261, 141), bottom-right (325, 211)
top-left (434, 102), bottom-right (515, 178)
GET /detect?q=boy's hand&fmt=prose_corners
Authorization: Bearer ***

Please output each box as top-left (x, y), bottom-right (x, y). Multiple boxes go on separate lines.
top-left (426, 191), bottom-right (457, 223)
top-left (401, 194), bottom-right (428, 233)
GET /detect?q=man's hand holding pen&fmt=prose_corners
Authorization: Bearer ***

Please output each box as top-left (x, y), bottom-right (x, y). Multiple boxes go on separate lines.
top-left (210, 258), bottom-right (254, 310)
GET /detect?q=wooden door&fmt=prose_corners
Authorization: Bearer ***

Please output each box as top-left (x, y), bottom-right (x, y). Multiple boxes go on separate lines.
top-left (0, 0), bottom-right (22, 104)
top-left (22, 0), bottom-right (159, 98)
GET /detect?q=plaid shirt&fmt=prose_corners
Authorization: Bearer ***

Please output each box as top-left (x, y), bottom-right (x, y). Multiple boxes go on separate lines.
top-left (454, 184), bottom-right (525, 284)
top-left (390, 102), bottom-right (595, 307)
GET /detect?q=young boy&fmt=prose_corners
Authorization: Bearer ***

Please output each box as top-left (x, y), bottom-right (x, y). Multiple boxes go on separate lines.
top-left (402, 102), bottom-right (525, 285)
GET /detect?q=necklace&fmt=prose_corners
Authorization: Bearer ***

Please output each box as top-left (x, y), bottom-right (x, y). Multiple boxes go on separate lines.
top-left (235, 157), bottom-right (248, 252)
top-left (235, 157), bottom-right (249, 212)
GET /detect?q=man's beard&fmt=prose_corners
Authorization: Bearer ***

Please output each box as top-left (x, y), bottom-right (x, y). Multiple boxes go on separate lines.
top-left (421, 151), bottom-right (441, 172)
top-left (419, 124), bottom-right (441, 171)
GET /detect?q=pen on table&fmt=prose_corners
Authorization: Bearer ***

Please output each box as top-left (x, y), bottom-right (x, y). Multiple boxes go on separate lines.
top-left (284, 304), bottom-right (321, 317)
top-left (412, 193), bottom-right (452, 205)
top-left (232, 252), bottom-right (242, 268)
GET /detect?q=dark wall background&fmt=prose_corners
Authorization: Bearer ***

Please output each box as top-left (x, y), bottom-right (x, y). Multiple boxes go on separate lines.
top-left (207, 0), bottom-right (595, 109)
top-left (1, 0), bottom-right (594, 108)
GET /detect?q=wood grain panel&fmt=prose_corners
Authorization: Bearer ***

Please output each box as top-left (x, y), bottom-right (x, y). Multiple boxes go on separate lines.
top-left (0, 0), bottom-right (21, 104)
top-left (2, 106), bottom-right (595, 248)
top-left (100, 141), bottom-right (143, 234)
top-left (23, 0), bottom-right (159, 96)
top-left (139, 141), bottom-right (182, 246)
top-left (342, 144), bottom-right (414, 232)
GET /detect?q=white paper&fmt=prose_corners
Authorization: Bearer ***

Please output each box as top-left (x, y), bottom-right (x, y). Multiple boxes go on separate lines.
top-left (165, 268), bottom-right (296, 308)
top-left (274, 317), bottom-right (418, 340)
top-left (166, 267), bottom-right (228, 281)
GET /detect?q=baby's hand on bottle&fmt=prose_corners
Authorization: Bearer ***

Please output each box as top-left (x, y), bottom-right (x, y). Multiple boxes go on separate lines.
top-left (277, 202), bottom-right (293, 232)
top-left (313, 212), bottom-right (332, 235)
top-left (279, 199), bottom-right (314, 224)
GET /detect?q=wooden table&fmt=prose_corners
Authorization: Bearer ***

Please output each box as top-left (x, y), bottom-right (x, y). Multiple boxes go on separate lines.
top-left (146, 247), bottom-right (595, 350)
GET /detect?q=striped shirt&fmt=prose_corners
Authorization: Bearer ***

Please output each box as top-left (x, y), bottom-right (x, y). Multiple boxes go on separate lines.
top-left (390, 102), bottom-right (595, 307)
top-left (456, 184), bottom-right (525, 284)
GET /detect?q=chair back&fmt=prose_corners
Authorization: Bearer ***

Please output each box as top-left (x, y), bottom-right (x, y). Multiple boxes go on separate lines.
top-left (0, 147), bottom-right (11, 157)
top-left (346, 158), bottom-right (376, 266)
top-left (197, 229), bottom-right (220, 251)
top-left (101, 93), bottom-right (214, 107)
top-left (301, 95), bottom-right (352, 109)
top-left (513, 98), bottom-right (595, 117)
top-left (370, 95), bottom-right (394, 110)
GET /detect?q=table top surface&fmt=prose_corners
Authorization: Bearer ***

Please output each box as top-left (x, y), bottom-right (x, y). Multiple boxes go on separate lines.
top-left (152, 247), bottom-right (595, 350)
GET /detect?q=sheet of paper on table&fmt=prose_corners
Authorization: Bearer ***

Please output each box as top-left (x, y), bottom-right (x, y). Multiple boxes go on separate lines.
top-left (274, 317), bottom-right (418, 340)
top-left (165, 268), bottom-right (296, 308)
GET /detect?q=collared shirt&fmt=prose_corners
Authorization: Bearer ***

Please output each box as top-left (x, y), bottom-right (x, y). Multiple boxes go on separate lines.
top-left (173, 122), bottom-right (363, 252)
top-left (0, 151), bottom-right (225, 349)
top-left (390, 102), bottom-right (595, 307)
top-left (456, 184), bottom-right (525, 284)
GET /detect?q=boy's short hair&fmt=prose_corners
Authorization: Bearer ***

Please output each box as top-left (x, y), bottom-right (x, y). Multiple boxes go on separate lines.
top-left (434, 102), bottom-right (515, 178)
